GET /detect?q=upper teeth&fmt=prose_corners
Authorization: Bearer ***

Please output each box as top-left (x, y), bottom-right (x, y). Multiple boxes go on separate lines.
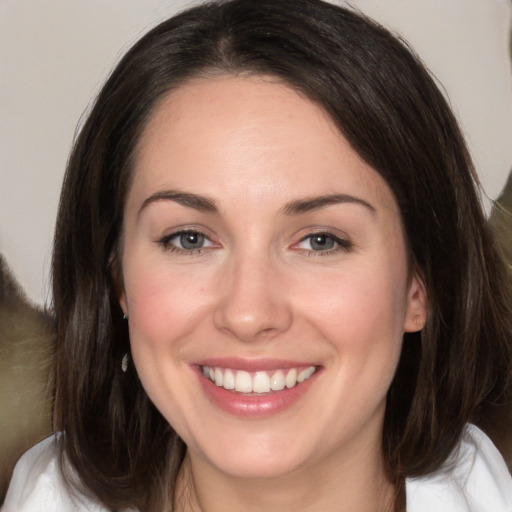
top-left (202, 366), bottom-right (316, 394)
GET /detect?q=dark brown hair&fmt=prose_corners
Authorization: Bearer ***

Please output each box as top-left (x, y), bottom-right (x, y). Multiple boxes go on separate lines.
top-left (52, 0), bottom-right (512, 510)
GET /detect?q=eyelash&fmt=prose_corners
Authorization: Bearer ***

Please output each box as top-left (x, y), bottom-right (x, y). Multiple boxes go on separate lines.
top-left (157, 229), bottom-right (215, 255)
top-left (158, 229), bottom-right (353, 257)
top-left (295, 232), bottom-right (353, 257)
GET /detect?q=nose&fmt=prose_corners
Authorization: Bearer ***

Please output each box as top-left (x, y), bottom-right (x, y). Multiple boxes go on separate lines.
top-left (213, 253), bottom-right (293, 343)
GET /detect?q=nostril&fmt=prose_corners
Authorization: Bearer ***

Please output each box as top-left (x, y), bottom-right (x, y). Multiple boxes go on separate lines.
top-left (213, 303), bottom-right (292, 343)
top-left (212, 263), bottom-right (293, 342)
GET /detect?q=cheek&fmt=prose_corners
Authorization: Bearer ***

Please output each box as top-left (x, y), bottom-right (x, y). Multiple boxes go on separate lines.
top-left (122, 257), bottom-right (213, 352)
top-left (120, 259), bottom-right (212, 429)
top-left (295, 258), bottom-right (409, 400)
top-left (302, 265), bottom-right (408, 341)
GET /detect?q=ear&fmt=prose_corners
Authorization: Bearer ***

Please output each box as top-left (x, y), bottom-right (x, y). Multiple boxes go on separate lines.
top-left (118, 286), bottom-right (128, 318)
top-left (109, 252), bottom-right (128, 317)
top-left (403, 274), bottom-right (427, 333)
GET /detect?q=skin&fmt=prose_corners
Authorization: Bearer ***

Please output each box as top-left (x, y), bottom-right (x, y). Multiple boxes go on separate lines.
top-left (118, 76), bottom-right (427, 511)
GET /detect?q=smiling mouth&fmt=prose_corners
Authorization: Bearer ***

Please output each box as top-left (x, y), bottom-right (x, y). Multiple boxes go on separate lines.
top-left (201, 365), bottom-right (317, 394)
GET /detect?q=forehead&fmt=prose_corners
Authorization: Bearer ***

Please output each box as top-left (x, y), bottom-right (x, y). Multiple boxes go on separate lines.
top-left (131, 75), bottom-right (398, 215)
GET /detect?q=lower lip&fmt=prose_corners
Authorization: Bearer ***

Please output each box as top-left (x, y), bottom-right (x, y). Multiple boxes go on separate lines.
top-left (195, 367), bottom-right (319, 418)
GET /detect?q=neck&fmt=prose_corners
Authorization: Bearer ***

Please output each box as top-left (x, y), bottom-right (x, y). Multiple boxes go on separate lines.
top-left (174, 439), bottom-right (396, 512)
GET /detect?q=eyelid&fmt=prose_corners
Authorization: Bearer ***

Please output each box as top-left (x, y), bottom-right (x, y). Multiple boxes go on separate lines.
top-left (291, 229), bottom-right (353, 255)
top-left (157, 226), bottom-right (220, 253)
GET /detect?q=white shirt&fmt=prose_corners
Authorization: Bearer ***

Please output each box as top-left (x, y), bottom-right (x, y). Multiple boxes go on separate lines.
top-left (406, 424), bottom-right (512, 511)
top-left (2, 424), bottom-right (512, 511)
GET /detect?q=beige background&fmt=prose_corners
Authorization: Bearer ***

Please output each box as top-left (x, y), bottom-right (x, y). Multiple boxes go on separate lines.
top-left (1, 0), bottom-right (511, 306)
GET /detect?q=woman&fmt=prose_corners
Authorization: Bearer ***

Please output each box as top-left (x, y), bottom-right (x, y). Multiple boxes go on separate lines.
top-left (3, 0), bottom-right (512, 510)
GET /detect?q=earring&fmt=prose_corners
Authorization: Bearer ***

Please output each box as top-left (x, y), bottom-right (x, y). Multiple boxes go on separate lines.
top-left (123, 313), bottom-right (128, 320)
top-left (121, 353), bottom-right (130, 372)
top-left (414, 315), bottom-right (423, 328)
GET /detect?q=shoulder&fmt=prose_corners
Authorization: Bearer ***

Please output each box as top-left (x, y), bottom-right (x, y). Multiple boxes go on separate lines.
top-left (1, 435), bottom-right (109, 512)
top-left (406, 424), bottom-right (512, 512)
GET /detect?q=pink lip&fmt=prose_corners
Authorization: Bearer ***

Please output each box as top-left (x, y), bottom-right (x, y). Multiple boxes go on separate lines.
top-left (192, 360), bottom-right (320, 419)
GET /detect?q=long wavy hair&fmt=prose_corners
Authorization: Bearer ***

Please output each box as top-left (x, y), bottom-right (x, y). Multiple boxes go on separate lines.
top-left (52, 0), bottom-right (512, 510)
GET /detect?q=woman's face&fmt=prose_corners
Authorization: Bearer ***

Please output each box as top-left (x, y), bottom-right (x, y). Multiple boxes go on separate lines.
top-left (119, 76), bottom-right (426, 480)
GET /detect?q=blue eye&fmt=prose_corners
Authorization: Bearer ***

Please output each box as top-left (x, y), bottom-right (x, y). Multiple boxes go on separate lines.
top-left (296, 233), bottom-right (352, 253)
top-left (179, 231), bottom-right (206, 249)
top-left (159, 230), bottom-right (214, 252)
top-left (309, 234), bottom-right (336, 251)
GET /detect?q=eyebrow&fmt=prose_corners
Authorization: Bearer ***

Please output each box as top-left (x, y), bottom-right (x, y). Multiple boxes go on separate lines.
top-left (283, 194), bottom-right (376, 215)
top-left (138, 190), bottom-right (375, 217)
top-left (139, 190), bottom-right (219, 215)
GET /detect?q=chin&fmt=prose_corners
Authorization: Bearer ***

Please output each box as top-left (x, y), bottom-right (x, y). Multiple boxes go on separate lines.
top-left (191, 426), bottom-right (315, 480)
